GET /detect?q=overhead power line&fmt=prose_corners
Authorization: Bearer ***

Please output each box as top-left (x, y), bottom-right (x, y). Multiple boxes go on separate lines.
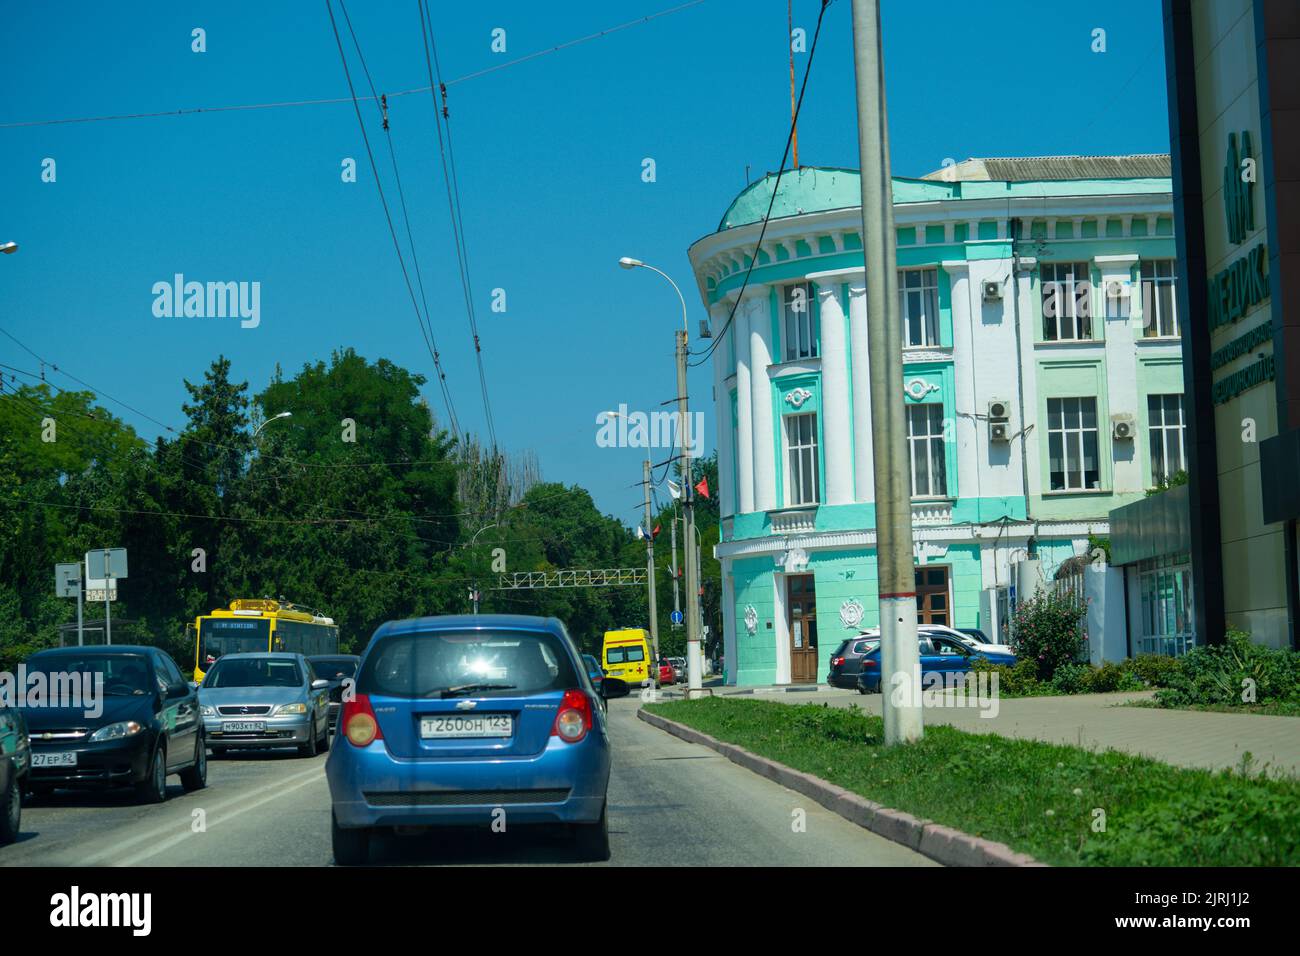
top-left (417, 0), bottom-right (497, 451)
top-left (0, 324), bottom-right (456, 472)
top-left (326, 0), bottom-right (462, 439)
top-left (690, 0), bottom-right (833, 368)
top-left (0, 1), bottom-right (710, 130)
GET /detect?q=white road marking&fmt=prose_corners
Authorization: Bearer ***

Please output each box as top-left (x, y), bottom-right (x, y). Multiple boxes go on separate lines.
top-left (77, 763), bottom-right (326, 866)
top-left (111, 769), bottom-right (326, 867)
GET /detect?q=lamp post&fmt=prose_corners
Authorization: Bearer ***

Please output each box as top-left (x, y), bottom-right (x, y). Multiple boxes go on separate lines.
top-left (253, 411), bottom-right (292, 439)
top-left (466, 522), bottom-right (498, 614)
top-left (0, 242), bottom-right (18, 255)
top-left (602, 409), bottom-right (662, 664)
top-left (619, 257), bottom-right (702, 698)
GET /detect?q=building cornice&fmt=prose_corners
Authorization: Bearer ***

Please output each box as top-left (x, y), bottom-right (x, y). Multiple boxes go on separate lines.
top-left (714, 519), bottom-right (1110, 560)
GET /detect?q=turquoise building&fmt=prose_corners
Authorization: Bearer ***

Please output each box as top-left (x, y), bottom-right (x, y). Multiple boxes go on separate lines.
top-left (688, 157), bottom-right (1186, 686)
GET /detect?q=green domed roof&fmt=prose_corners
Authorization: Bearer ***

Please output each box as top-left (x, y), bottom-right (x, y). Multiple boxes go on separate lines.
top-left (717, 166), bottom-right (958, 231)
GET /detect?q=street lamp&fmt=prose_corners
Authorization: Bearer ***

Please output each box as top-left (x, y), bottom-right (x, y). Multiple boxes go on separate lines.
top-left (0, 242), bottom-right (18, 255)
top-left (618, 257), bottom-right (689, 333)
top-left (466, 522), bottom-right (499, 614)
top-left (619, 256), bottom-right (702, 698)
top-left (253, 411), bottom-right (292, 438)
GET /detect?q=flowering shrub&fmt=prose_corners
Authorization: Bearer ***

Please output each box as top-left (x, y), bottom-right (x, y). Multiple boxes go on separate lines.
top-left (1009, 589), bottom-right (1086, 681)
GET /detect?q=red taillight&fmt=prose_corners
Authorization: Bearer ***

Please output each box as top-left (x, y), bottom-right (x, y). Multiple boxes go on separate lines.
top-left (831, 657), bottom-right (845, 667)
top-left (863, 659), bottom-right (878, 668)
top-left (551, 689), bottom-right (592, 744)
top-left (342, 693), bottom-right (384, 747)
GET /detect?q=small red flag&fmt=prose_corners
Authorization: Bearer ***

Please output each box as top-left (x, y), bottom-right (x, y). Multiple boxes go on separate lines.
top-left (695, 476), bottom-right (710, 499)
top-left (652, 523), bottom-right (661, 538)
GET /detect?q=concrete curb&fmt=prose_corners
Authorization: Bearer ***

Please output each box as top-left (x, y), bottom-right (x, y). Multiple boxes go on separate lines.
top-left (637, 707), bottom-right (1046, 868)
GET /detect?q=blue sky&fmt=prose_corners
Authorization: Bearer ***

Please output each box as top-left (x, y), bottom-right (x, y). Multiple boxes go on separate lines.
top-left (0, 0), bottom-right (1170, 521)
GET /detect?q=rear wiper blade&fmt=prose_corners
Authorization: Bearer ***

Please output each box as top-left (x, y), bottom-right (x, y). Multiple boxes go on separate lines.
top-left (437, 683), bottom-right (517, 698)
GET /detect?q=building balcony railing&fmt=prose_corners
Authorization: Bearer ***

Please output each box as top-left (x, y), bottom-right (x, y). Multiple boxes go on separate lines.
top-left (911, 499), bottom-right (954, 525)
top-left (769, 506), bottom-right (818, 534)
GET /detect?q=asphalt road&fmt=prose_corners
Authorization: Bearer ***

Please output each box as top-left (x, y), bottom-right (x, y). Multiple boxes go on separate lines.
top-left (2, 698), bottom-right (934, 867)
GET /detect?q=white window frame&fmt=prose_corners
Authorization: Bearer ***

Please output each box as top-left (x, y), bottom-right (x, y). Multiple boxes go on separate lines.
top-left (1140, 259), bottom-right (1180, 338)
top-left (782, 282), bottom-right (817, 361)
top-left (899, 267), bottom-right (940, 349)
top-left (906, 403), bottom-right (948, 498)
top-left (1046, 396), bottom-right (1101, 491)
top-left (783, 412), bottom-right (820, 506)
top-left (1147, 393), bottom-right (1186, 485)
top-left (1040, 262), bottom-right (1093, 341)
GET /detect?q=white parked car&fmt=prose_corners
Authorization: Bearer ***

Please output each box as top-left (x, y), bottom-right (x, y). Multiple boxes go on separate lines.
top-left (854, 624), bottom-right (1014, 656)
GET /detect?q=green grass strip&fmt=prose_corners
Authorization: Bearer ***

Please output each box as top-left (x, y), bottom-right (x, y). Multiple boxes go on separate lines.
top-left (644, 697), bottom-right (1300, 866)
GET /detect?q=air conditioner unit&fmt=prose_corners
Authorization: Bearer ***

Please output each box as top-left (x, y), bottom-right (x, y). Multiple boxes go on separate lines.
top-left (989, 421), bottom-right (1011, 442)
top-left (1111, 413), bottom-right (1136, 440)
top-left (982, 280), bottom-right (1003, 302)
top-left (987, 398), bottom-right (1011, 421)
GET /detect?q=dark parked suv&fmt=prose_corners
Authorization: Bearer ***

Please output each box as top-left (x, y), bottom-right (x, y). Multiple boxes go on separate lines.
top-left (1, 703), bottom-right (30, 845)
top-left (20, 646), bottom-right (207, 803)
top-left (307, 654), bottom-right (361, 731)
top-left (826, 635), bottom-right (881, 689)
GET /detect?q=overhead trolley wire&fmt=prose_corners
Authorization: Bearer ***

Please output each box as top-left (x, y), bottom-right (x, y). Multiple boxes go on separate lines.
top-left (325, 0), bottom-right (463, 439)
top-left (690, 0), bottom-right (833, 369)
top-left (417, 0), bottom-right (497, 450)
top-left (0, 1), bottom-right (712, 130)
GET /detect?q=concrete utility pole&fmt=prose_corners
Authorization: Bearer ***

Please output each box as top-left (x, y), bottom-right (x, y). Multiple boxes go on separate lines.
top-left (850, 0), bottom-right (922, 744)
top-left (617, 255), bottom-right (700, 695)
top-left (642, 459), bottom-right (660, 662)
top-left (676, 330), bottom-right (704, 697)
top-left (670, 513), bottom-right (681, 624)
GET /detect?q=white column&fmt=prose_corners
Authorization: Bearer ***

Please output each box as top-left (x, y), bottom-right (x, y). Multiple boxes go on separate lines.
top-left (733, 294), bottom-right (755, 514)
top-left (712, 302), bottom-right (736, 517)
top-left (749, 292), bottom-right (777, 512)
top-left (809, 274), bottom-right (853, 505)
top-left (846, 273), bottom-right (875, 503)
top-left (722, 568), bottom-right (737, 686)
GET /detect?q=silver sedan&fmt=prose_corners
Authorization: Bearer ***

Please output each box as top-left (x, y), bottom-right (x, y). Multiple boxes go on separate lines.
top-left (199, 653), bottom-right (331, 757)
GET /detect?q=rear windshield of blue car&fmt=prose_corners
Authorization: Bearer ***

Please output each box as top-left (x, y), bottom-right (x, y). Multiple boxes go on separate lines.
top-left (358, 630), bottom-right (579, 699)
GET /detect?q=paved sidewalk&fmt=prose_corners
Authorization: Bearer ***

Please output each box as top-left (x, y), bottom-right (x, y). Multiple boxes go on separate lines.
top-left (659, 685), bottom-right (1300, 777)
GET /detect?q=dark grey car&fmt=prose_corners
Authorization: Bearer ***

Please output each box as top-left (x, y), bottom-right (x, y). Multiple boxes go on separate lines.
top-left (826, 635), bottom-right (881, 688)
top-left (0, 704), bottom-right (30, 845)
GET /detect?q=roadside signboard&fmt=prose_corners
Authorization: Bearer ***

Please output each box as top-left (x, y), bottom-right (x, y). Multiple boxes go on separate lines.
top-left (54, 563), bottom-right (81, 598)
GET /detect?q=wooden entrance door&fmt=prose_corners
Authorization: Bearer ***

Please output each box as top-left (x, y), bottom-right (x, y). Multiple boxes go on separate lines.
top-left (915, 566), bottom-right (950, 625)
top-left (787, 574), bottom-right (818, 683)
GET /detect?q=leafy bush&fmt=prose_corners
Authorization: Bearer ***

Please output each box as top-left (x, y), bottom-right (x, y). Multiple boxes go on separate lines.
top-left (1125, 653), bottom-right (1183, 688)
top-left (1084, 660), bottom-right (1142, 693)
top-left (1051, 662), bottom-right (1092, 694)
top-left (1009, 589), bottom-right (1087, 681)
top-left (1154, 630), bottom-right (1300, 709)
top-left (971, 656), bottom-right (1044, 696)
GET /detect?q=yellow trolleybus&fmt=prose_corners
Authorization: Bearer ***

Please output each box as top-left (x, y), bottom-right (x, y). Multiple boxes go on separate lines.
top-left (192, 599), bottom-right (339, 682)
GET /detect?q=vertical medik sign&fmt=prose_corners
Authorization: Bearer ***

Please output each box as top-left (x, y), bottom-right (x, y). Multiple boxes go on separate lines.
top-left (1208, 130), bottom-right (1273, 405)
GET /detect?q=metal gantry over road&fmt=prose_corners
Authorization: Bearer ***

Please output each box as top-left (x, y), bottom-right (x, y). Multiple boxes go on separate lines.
top-left (493, 568), bottom-right (647, 590)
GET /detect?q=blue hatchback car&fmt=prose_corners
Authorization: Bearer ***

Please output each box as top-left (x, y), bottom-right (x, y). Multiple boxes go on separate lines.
top-left (327, 614), bottom-right (614, 865)
top-left (856, 631), bottom-right (1017, 693)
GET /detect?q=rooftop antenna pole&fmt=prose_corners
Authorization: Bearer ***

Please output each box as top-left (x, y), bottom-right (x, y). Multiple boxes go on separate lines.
top-left (789, 0), bottom-right (800, 169)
